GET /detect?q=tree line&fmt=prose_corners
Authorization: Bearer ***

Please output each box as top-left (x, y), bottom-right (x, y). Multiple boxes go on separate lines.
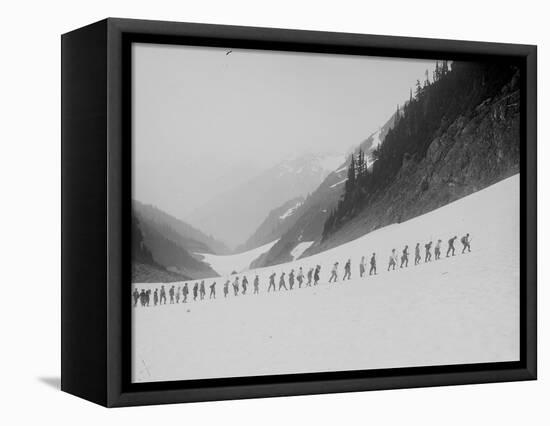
top-left (322, 60), bottom-right (518, 239)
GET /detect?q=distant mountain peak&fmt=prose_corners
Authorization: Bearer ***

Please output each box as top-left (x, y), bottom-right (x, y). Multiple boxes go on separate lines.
top-left (188, 152), bottom-right (346, 249)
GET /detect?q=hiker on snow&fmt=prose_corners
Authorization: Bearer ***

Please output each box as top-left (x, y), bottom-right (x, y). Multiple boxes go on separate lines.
top-left (343, 259), bottom-right (352, 280)
top-left (461, 233), bottom-right (471, 253)
top-left (297, 267), bottom-right (304, 288)
top-left (154, 288), bottom-right (159, 306)
top-left (435, 239), bottom-right (442, 260)
top-left (253, 275), bottom-right (260, 294)
top-left (182, 283), bottom-right (189, 303)
top-left (209, 282), bottom-right (216, 299)
top-left (388, 249), bottom-right (398, 271)
top-left (447, 236), bottom-right (457, 257)
top-left (279, 272), bottom-right (288, 291)
top-left (232, 277), bottom-right (239, 296)
top-left (268, 273), bottom-right (276, 292)
top-left (223, 280), bottom-right (230, 298)
top-left (359, 256), bottom-right (366, 278)
top-left (200, 281), bottom-right (206, 300)
top-left (414, 243), bottom-right (421, 265)
top-left (329, 262), bottom-right (339, 283)
top-left (424, 241), bottom-right (433, 262)
top-left (289, 270), bottom-right (295, 290)
top-left (176, 286), bottom-right (181, 304)
top-left (160, 285), bottom-right (167, 304)
top-left (139, 289), bottom-right (146, 307)
top-left (369, 253), bottom-right (377, 275)
top-left (192, 283), bottom-right (198, 301)
top-left (400, 245), bottom-right (409, 268)
top-left (133, 288), bottom-right (139, 307)
top-left (314, 265), bottom-right (321, 285)
top-left (242, 276), bottom-right (248, 295)
top-left (307, 267), bottom-right (313, 286)
top-left (169, 285), bottom-right (175, 304)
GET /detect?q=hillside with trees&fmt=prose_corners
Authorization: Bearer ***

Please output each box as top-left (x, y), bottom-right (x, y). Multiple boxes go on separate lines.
top-left (319, 60), bottom-right (520, 248)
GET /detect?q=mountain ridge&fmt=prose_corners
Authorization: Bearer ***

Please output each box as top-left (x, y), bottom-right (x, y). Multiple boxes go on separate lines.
top-left (187, 152), bottom-right (345, 249)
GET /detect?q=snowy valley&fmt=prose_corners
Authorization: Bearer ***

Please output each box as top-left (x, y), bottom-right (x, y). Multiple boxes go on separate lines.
top-left (133, 174), bottom-right (520, 382)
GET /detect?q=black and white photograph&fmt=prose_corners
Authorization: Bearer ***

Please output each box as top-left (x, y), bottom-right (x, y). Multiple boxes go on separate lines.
top-left (131, 43), bottom-right (521, 384)
top-left (2, 0), bottom-right (545, 419)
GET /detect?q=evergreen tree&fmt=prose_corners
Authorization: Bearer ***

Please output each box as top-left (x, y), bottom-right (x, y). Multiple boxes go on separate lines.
top-left (415, 79), bottom-right (422, 97)
top-left (344, 154), bottom-right (356, 197)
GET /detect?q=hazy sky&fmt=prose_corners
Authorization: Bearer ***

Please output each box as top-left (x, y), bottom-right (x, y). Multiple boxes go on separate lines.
top-left (132, 43), bottom-right (435, 220)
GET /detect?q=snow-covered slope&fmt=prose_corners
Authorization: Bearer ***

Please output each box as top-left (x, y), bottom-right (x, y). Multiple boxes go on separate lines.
top-left (196, 239), bottom-right (279, 276)
top-left (237, 197), bottom-right (305, 253)
top-left (133, 175), bottom-right (519, 382)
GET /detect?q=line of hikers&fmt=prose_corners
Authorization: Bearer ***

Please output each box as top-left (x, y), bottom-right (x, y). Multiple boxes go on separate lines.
top-left (386, 233), bottom-right (471, 272)
top-left (133, 233), bottom-right (471, 307)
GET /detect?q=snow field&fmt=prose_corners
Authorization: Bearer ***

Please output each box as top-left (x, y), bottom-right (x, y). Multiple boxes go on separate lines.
top-left (196, 239), bottom-right (279, 276)
top-left (133, 175), bottom-right (520, 382)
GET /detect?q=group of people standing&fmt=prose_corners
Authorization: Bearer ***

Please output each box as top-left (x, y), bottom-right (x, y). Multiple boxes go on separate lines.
top-left (133, 233), bottom-right (472, 308)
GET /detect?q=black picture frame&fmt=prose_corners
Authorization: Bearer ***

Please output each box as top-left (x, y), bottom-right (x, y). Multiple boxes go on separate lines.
top-left (61, 17), bottom-right (537, 407)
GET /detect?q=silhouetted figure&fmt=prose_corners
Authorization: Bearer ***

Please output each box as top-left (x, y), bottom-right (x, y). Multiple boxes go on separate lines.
top-left (223, 280), bottom-right (230, 298)
top-left (200, 281), bottom-right (206, 300)
top-left (388, 249), bottom-right (398, 271)
top-left (139, 289), bottom-right (146, 307)
top-left (435, 239), bottom-right (442, 260)
top-left (414, 243), bottom-right (421, 265)
top-left (279, 272), bottom-right (288, 290)
top-left (242, 276), bottom-right (248, 295)
top-left (133, 289), bottom-right (139, 307)
top-left (182, 283), bottom-right (189, 303)
top-left (400, 245), bottom-right (409, 268)
top-left (289, 270), bottom-right (295, 290)
top-left (169, 285), bottom-right (175, 304)
top-left (369, 253), bottom-right (377, 275)
top-left (447, 236), bottom-right (457, 257)
top-left (359, 256), bottom-right (366, 278)
top-left (209, 282), bottom-right (216, 299)
top-left (160, 285), bottom-right (167, 305)
top-left (461, 233), bottom-right (471, 253)
top-left (253, 275), bottom-right (260, 294)
top-left (297, 267), bottom-right (304, 288)
top-left (176, 286), bottom-right (181, 304)
top-left (329, 262), bottom-right (339, 283)
top-left (146, 290), bottom-right (151, 306)
top-left (233, 277), bottom-right (239, 296)
top-left (343, 259), bottom-right (352, 280)
top-left (268, 273), bottom-right (276, 292)
top-left (425, 241), bottom-right (433, 262)
top-left (192, 283), bottom-right (198, 301)
top-left (307, 268), bottom-right (313, 286)
top-left (314, 265), bottom-right (321, 285)
top-left (153, 288), bottom-right (159, 306)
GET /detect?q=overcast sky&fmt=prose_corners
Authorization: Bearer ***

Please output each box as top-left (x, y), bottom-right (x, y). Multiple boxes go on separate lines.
top-left (132, 43), bottom-right (436, 220)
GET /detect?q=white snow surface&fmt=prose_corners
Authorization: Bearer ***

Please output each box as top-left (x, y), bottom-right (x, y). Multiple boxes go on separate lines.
top-left (290, 241), bottom-right (315, 260)
top-left (196, 239), bottom-right (279, 276)
top-left (133, 175), bottom-right (520, 383)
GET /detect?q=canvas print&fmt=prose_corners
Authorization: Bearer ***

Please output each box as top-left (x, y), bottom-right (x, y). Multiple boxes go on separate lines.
top-left (131, 43), bottom-right (520, 383)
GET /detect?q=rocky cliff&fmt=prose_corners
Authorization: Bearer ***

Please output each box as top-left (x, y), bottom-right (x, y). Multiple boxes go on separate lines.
top-left (309, 70), bottom-right (520, 253)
